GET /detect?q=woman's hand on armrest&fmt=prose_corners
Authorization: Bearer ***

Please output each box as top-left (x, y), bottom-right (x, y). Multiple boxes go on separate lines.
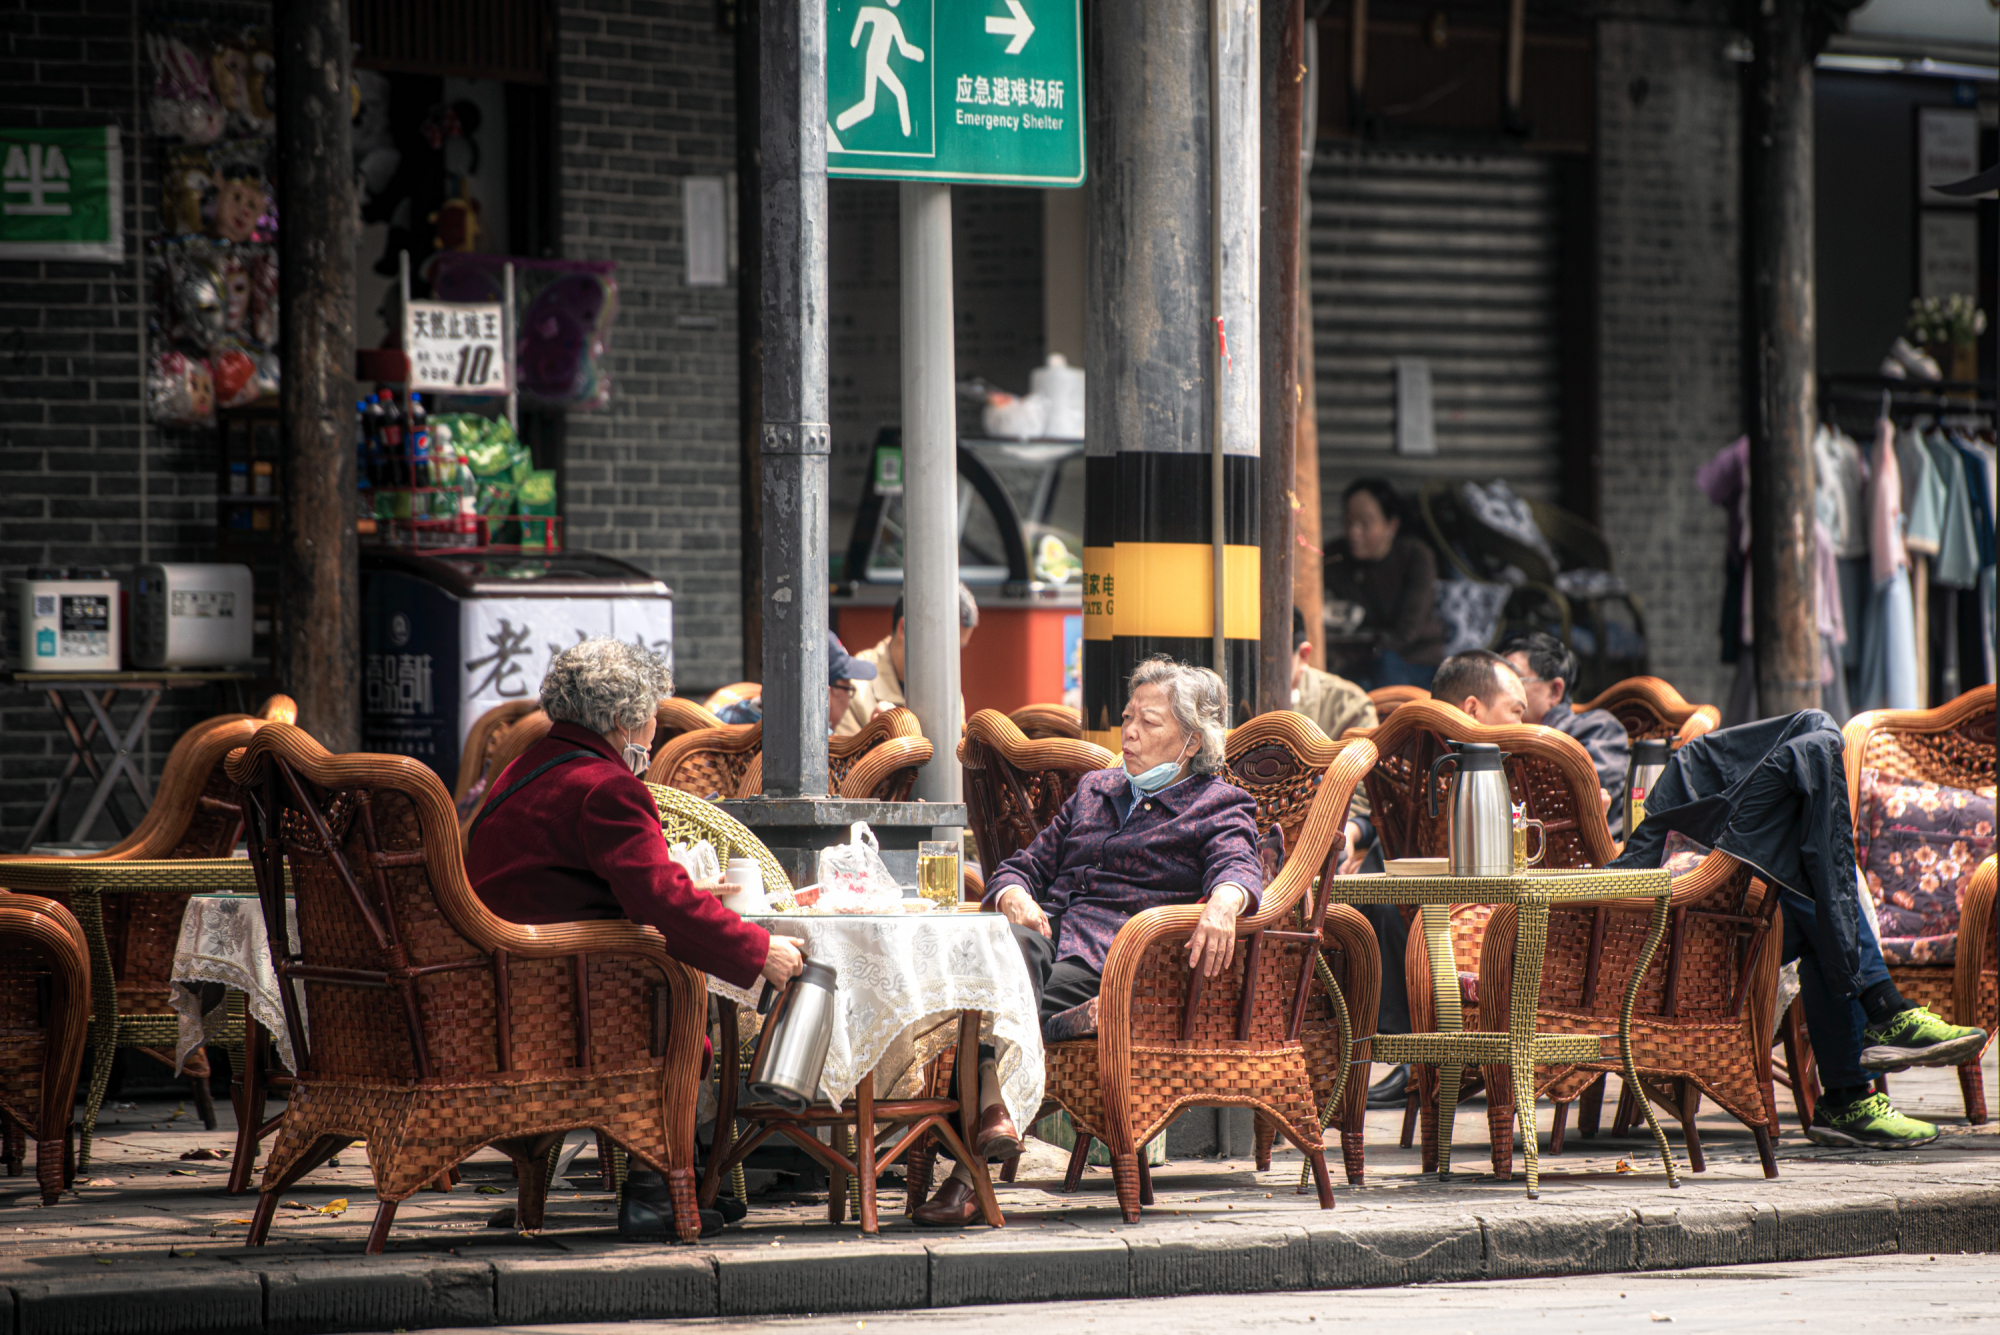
top-left (1186, 884), bottom-right (1248, 978)
top-left (761, 934), bottom-right (807, 988)
top-left (996, 885), bottom-right (1052, 940)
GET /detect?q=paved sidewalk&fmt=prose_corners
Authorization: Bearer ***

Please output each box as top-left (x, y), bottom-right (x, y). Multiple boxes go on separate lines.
top-left (1, 1050), bottom-right (1995, 1333)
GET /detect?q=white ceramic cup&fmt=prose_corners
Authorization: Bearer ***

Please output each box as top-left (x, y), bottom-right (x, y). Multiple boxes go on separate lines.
top-left (718, 857), bottom-right (768, 915)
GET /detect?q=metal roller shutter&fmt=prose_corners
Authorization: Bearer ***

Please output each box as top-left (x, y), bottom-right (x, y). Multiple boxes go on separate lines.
top-left (1310, 146), bottom-right (1567, 505)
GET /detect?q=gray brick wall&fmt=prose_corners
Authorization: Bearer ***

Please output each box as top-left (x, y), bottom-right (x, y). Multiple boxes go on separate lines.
top-left (0, 1), bottom-right (246, 845)
top-left (555, 0), bottom-right (745, 694)
top-left (1593, 3), bottom-right (1743, 709)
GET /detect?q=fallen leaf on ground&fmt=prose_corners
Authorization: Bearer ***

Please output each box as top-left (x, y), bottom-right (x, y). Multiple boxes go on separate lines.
top-left (94, 1257), bottom-right (113, 1266)
top-left (228, 1219), bottom-right (253, 1225)
top-left (1615, 1160), bottom-right (1634, 1173)
top-left (317, 1199), bottom-right (348, 1216)
top-left (1649, 1314), bottom-right (1673, 1323)
top-left (179, 1148), bottom-right (223, 1161)
top-left (85, 1178), bottom-right (117, 1187)
top-left (476, 1185), bottom-right (505, 1195)
top-left (281, 1200), bottom-right (311, 1211)
top-left (169, 1169), bottom-right (197, 1176)
top-left (166, 1103), bottom-right (187, 1122)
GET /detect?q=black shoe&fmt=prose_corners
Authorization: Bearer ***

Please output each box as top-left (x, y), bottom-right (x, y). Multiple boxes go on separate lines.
top-left (619, 1171), bottom-right (723, 1239)
top-left (714, 1193), bottom-right (748, 1225)
top-left (1366, 1063), bottom-right (1412, 1109)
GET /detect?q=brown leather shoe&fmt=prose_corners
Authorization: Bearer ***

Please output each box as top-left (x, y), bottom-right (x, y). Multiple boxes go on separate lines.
top-left (911, 1173), bottom-right (981, 1228)
top-left (973, 1101), bottom-right (1021, 1159)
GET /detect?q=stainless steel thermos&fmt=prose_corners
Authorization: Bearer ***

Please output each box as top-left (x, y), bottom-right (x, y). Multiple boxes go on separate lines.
top-left (747, 958), bottom-right (838, 1113)
top-left (1626, 738), bottom-right (1670, 835)
top-left (1427, 742), bottom-right (1517, 877)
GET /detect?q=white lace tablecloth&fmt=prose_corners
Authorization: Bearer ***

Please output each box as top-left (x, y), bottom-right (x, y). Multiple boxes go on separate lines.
top-left (169, 894), bottom-right (301, 1075)
top-left (708, 912), bottom-right (1044, 1130)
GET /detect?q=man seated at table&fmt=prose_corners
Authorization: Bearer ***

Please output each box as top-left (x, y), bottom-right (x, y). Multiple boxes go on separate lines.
top-left (465, 637), bottom-right (807, 1239)
top-left (907, 656), bottom-right (1264, 1228)
top-left (834, 582), bottom-right (979, 737)
top-left (1497, 629), bottom-right (1629, 835)
top-left (714, 631), bottom-right (880, 735)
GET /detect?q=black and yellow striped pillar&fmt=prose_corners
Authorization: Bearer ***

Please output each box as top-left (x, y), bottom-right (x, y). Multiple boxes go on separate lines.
top-left (1081, 454), bottom-right (1259, 751)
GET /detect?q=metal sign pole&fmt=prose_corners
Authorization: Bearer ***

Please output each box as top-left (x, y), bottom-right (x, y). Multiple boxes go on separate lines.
top-left (899, 180), bottom-right (961, 806)
top-left (503, 261), bottom-right (518, 427)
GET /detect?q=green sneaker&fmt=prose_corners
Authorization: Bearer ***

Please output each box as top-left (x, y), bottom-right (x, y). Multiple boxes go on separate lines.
top-left (1859, 1006), bottom-right (1989, 1071)
top-left (1805, 1093), bottom-right (1940, 1150)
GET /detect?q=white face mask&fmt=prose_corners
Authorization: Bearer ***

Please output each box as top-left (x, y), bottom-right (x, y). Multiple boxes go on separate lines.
top-left (621, 742), bottom-right (649, 777)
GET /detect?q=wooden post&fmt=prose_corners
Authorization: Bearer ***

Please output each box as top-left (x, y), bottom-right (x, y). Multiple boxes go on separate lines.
top-left (1744, 0), bottom-right (1820, 719)
top-left (1257, 0), bottom-right (1306, 715)
top-left (1292, 152), bottom-right (1323, 667)
top-left (274, 0), bottom-right (360, 750)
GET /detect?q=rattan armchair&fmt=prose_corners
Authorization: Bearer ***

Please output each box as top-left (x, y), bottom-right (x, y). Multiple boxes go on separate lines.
top-left (0, 893), bottom-right (90, 1205)
top-left (647, 722), bottom-right (763, 799)
top-left (227, 724), bottom-right (714, 1252)
top-left (1353, 700), bottom-right (1783, 1179)
top-left (655, 698), bottom-right (727, 750)
top-left (1838, 685), bottom-right (1996, 1124)
top-left (1569, 677), bottom-right (1720, 746)
top-left (1009, 703), bottom-right (1083, 740)
top-left (1366, 685), bottom-right (1430, 724)
top-left (0, 712), bottom-right (281, 1136)
top-left (1040, 733), bottom-right (1377, 1223)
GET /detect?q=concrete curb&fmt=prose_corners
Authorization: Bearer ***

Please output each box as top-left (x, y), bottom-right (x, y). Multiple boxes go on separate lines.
top-left (6, 1186), bottom-right (1998, 1334)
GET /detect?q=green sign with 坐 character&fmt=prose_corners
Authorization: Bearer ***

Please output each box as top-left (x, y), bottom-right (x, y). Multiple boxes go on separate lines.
top-left (1, 126), bottom-right (123, 261)
top-left (826, 0), bottom-right (1083, 186)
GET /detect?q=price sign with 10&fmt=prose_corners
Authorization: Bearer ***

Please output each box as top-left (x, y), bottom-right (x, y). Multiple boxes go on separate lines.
top-left (404, 299), bottom-right (512, 395)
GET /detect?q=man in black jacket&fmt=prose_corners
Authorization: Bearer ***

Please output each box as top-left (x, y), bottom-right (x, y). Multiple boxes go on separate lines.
top-left (1612, 711), bottom-right (1986, 1149)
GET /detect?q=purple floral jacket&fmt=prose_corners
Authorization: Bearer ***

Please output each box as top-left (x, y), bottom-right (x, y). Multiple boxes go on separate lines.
top-left (981, 768), bottom-right (1265, 972)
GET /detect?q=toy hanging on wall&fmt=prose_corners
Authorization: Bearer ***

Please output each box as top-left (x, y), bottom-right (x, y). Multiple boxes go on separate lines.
top-left (148, 349), bottom-right (215, 426)
top-left (147, 28), bottom-right (226, 143)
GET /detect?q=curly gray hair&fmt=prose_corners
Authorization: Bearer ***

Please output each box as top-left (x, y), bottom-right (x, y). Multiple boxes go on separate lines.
top-left (540, 638), bottom-right (673, 736)
top-left (1126, 656), bottom-right (1228, 775)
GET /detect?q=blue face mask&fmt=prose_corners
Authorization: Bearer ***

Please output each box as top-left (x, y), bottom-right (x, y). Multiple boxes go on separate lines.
top-left (1124, 734), bottom-right (1195, 797)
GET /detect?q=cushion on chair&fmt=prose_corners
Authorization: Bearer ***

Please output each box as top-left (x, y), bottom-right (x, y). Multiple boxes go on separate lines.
top-left (1456, 971), bottom-right (1478, 1006)
top-left (1854, 768), bottom-right (1996, 966)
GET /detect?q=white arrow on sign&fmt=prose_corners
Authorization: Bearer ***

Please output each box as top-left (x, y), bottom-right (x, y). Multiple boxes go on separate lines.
top-left (985, 0), bottom-right (1035, 54)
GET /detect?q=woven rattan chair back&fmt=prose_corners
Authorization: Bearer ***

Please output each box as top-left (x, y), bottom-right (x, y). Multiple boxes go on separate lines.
top-left (646, 782), bottom-right (795, 903)
top-left (227, 723), bottom-right (714, 1251)
top-left (1568, 677), bottom-right (1720, 745)
top-left (701, 681), bottom-right (762, 714)
top-left (1366, 685), bottom-right (1429, 723)
top-left (647, 723), bottom-right (763, 799)
top-left (0, 893), bottom-right (90, 1205)
top-left (456, 710), bottom-right (554, 835)
top-left (1009, 704), bottom-right (1083, 740)
top-left (828, 706), bottom-right (930, 800)
top-left (655, 698), bottom-right (726, 752)
top-left (452, 700), bottom-right (542, 806)
top-left (1837, 685), bottom-right (1996, 1123)
top-left (957, 709), bottom-right (1116, 881)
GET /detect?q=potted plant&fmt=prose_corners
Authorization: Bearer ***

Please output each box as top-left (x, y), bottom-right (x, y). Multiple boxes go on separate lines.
top-left (1906, 294), bottom-right (1987, 385)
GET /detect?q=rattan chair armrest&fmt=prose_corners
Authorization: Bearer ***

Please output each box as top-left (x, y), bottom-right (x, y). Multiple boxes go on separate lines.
top-left (838, 736), bottom-right (933, 800)
top-left (0, 857), bottom-right (259, 895)
top-left (1956, 855), bottom-right (1997, 1029)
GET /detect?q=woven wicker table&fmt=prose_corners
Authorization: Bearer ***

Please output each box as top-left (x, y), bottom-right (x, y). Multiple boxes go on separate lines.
top-left (0, 858), bottom-right (261, 1164)
top-left (1332, 867), bottom-right (1678, 1198)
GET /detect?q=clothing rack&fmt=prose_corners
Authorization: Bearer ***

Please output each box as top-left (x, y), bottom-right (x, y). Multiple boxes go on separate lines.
top-left (1818, 373), bottom-right (1995, 426)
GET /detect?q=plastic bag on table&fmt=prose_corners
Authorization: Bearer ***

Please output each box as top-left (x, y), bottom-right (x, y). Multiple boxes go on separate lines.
top-left (815, 822), bottom-right (904, 914)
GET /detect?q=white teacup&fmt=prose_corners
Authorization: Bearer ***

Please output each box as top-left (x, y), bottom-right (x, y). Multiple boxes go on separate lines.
top-left (718, 857), bottom-right (768, 915)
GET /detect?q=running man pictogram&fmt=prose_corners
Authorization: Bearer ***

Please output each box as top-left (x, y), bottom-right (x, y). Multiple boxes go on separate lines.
top-left (835, 0), bottom-right (926, 137)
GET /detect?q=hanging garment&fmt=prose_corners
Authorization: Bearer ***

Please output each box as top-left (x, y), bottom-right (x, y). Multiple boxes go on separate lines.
top-left (1833, 429), bottom-right (1872, 560)
top-left (1613, 710), bottom-right (1866, 998)
top-left (1857, 418), bottom-right (1920, 711)
top-left (1923, 431), bottom-right (1980, 589)
top-left (1949, 433), bottom-right (1995, 571)
top-left (1896, 428), bottom-right (1946, 557)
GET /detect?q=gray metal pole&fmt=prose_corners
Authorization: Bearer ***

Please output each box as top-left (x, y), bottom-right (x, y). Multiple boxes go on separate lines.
top-left (758, 0), bottom-right (830, 797)
top-left (899, 182), bottom-right (962, 806)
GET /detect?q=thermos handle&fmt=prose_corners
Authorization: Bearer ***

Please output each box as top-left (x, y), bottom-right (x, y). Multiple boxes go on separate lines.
top-left (1426, 752), bottom-right (1460, 819)
top-left (757, 979), bottom-right (779, 1016)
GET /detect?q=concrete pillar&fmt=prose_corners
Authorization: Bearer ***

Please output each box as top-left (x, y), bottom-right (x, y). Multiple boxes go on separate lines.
top-left (758, 0), bottom-right (831, 797)
top-left (274, 0), bottom-right (360, 750)
top-left (1082, 0), bottom-right (1261, 750)
top-left (1745, 0), bottom-right (1821, 719)
top-left (899, 182), bottom-right (962, 806)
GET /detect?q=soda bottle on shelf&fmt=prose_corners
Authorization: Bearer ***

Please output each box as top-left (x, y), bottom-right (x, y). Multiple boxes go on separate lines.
top-left (377, 390), bottom-right (405, 487)
top-left (354, 400), bottom-right (375, 519)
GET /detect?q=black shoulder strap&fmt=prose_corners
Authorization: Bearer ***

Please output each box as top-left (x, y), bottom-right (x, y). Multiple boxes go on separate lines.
top-left (466, 748), bottom-right (600, 844)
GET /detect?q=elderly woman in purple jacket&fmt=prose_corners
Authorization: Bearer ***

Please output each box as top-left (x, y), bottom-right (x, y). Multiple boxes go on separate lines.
top-left (913, 656), bottom-right (1263, 1227)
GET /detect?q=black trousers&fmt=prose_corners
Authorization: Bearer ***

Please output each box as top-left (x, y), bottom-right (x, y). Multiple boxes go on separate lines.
top-left (1010, 920), bottom-right (1101, 1025)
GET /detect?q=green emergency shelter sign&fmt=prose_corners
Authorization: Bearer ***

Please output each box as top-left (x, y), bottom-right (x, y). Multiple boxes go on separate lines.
top-left (826, 0), bottom-right (1083, 186)
top-left (1, 126), bottom-right (123, 261)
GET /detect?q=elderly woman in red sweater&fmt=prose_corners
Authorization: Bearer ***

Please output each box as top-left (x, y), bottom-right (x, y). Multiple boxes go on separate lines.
top-left (465, 637), bottom-right (805, 1240)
